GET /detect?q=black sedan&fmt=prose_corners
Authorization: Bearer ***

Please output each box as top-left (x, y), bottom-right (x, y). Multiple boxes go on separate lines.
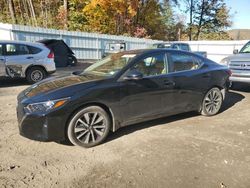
top-left (17, 49), bottom-right (231, 148)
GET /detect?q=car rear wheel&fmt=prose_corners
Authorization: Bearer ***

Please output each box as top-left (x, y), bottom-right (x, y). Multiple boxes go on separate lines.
top-left (201, 87), bottom-right (223, 116)
top-left (26, 67), bottom-right (46, 84)
top-left (71, 56), bottom-right (77, 66)
top-left (67, 106), bottom-right (111, 148)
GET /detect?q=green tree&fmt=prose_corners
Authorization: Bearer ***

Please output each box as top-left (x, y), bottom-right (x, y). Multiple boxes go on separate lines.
top-left (184, 0), bottom-right (232, 40)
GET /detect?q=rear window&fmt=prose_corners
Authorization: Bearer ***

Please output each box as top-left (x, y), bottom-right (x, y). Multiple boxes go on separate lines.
top-left (169, 52), bottom-right (202, 72)
top-left (28, 45), bottom-right (42, 54)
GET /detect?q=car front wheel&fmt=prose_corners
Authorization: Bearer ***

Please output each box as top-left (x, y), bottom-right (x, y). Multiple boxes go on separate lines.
top-left (67, 106), bottom-right (111, 148)
top-left (201, 87), bottom-right (223, 116)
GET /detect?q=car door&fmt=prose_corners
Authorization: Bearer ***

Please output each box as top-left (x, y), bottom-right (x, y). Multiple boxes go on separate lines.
top-left (4, 43), bottom-right (35, 77)
top-left (0, 43), bottom-right (6, 76)
top-left (119, 52), bottom-right (176, 126)
top-left (166, 51), bottom-right (210, 113)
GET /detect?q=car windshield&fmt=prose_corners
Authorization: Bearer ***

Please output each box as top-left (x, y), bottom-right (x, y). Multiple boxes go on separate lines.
top-left (240, 42), bottom-right (250, 53)
top-left (83, 53), bottom-right (137, 77)
top-left (153, 43), bottom-right (171, 49)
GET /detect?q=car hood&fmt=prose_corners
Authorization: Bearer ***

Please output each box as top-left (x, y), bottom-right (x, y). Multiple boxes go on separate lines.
top-left (18, 73), bottom-right (107, 103)
top-left (224, 53), bottom-right (250, 61)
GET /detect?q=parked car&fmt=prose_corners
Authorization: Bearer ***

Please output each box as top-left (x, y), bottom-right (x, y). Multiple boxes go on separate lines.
top-left (17, 49), bottom-right (230, 148)
top-left (0, 40), bottom-right (56, 83)
top-left (220, 41), bottom-right (250, 84)
top-left (38, 39), bottom-right (77, 67)
top-left (153, 42), bottom-right (207, 57)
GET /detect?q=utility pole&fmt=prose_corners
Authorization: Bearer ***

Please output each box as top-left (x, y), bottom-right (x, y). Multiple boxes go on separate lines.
top-left (189, 0), bottom-right (193, 41)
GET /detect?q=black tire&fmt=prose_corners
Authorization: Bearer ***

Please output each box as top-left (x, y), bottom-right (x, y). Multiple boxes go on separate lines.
top-left (67, 106), bottom-right (111, 148)
top-left (68, 56), bottom-right (77, 66)
top-left (26, 67), bottom-right (46, 84)
top-left (201, 87), bottom-right (223, 116)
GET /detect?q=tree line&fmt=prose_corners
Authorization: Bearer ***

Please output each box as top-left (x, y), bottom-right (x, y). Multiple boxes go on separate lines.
top-left (0, 0), bottom-right (232, 40)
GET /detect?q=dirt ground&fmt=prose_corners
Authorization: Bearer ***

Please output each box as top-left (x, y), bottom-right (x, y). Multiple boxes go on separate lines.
top-left (0, 68), bottom-right (250, 188)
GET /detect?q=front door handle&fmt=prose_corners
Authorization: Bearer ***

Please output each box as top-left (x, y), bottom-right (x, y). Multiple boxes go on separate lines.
top-left (163, 80), bottom-right (175, 86)
top-left (26, 56), bottom-right (34, 59)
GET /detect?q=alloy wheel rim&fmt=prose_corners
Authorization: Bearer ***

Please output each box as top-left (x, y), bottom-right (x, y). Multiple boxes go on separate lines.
top-left (74, 112), bottom-right (106, 144)
top-left (204, 89), bottom-right (222, 114)
top-left (31, 70), bottom-right (43, 82)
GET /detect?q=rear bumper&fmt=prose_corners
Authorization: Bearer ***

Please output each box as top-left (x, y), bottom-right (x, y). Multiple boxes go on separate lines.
top-left (47, 70), bottom-right (56, 75)
top-left (44, 59), bottom-right (56, 73)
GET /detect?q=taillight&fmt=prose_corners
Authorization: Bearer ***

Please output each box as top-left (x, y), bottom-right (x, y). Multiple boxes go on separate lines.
top-left (47, 51), bottom-right (54, 59)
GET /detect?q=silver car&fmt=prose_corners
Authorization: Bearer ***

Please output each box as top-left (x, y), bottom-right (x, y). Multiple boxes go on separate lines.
top-left (220, 41), bottom-right (250, 84)
top-left (0, 40), bottom-right (56, 83)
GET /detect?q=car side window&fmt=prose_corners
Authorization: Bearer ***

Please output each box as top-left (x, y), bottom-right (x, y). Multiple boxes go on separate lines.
top-left (6, 44), bottom-right (29, 56)
top-left (169, 52), bottom-right (202, 73)
top-left (132, 53), bottom-right (167, 77)
top-left (180, 44), bottom-right (190, 51)
top-left (28, 46), bottom-right (42, 54)
top-left (172, 44), bottom-right (179, 50)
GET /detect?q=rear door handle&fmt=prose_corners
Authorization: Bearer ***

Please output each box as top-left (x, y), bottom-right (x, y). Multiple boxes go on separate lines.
top-left (163, 80), bottom-right (175, 86)
top-left (26, 56), bottom-right (34, 59)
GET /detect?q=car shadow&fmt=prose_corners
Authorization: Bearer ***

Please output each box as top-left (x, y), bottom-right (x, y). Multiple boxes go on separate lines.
top-left (106, 91), bottom-right (244, 144)
top-left (0, 77), bottom-right (29, 88)
top-left (220, 91), bottom-right (245, 112)
top-left (230, 82), bottom-right (250, 92)
top-left (106, 111), bottom-right (198, 144)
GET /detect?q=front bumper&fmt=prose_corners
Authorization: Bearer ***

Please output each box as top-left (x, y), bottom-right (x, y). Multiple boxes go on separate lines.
top-left (230, 76), bottom-right (250, 83)
top-left (229, 69), bottom-right (250, 83)
top-left (17, 103), bottom-right (68, 142)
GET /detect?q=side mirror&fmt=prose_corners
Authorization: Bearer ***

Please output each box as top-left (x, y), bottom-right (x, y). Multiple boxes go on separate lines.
top-left (123, 69), bottom-right (143, 81)
top-left (233, 49), bottom-right (239, 54)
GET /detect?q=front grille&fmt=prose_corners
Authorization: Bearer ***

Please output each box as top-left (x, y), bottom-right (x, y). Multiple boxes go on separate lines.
top-left (229, 61), bottom-right (250, 70)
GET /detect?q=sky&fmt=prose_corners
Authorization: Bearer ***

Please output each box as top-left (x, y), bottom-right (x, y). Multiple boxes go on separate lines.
top-left (174, 0), bottom-right (250, 30)
top-left (225, 0), bottom-right (250, 29)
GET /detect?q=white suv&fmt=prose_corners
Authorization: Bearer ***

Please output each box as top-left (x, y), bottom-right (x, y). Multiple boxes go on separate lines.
top-left (0, 40), bottom-right (56, 83)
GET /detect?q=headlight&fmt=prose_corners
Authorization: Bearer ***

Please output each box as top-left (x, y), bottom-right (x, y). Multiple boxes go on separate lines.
top-left (220, 58), bottom-right (229, 66)
top-left (24, 98), bottom-right (70, 113)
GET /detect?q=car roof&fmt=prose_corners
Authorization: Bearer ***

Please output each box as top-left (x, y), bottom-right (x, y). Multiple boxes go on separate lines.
top-left (120, 48), bottom-right (192, 55)
top-left (0, 40), bottom-right (44, 47)
top-left (154, 42), bottom-right (189, 45)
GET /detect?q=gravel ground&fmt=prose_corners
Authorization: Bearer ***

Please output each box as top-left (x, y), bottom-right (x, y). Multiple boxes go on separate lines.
top-left (0, 67), bottom-right (250, 188)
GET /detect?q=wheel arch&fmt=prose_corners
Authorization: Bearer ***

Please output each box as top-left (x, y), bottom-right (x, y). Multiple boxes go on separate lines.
top-left (209, 85), bottom-right (225, 99)
top-left (199, 85), bottom-right (225, 112)
top-left (65, 102), bottom-right (116, 136)
top-left (25, 64), bottom-right (48, 77)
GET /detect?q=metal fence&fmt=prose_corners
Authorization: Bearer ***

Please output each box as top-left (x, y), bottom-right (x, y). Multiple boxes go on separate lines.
top-left (0, 22), bottom-right (249, 63)
top-left (186, 40), bottom-right (248, 63)
top-left (0, 23), bottom-right (161, 60)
